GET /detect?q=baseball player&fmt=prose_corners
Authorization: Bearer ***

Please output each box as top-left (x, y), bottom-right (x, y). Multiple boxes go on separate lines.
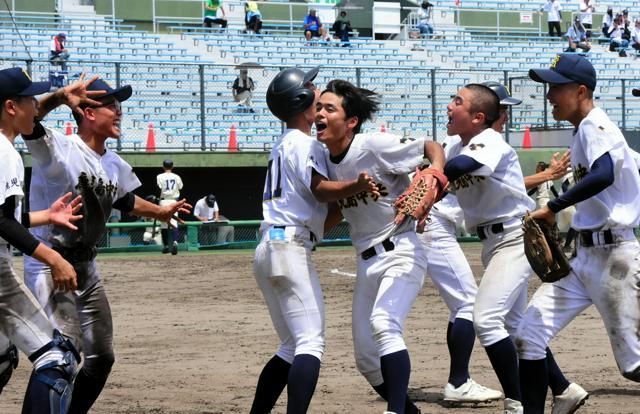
top-left (22, 75), bottom-right (190, 414)
top-left (157, 159), bottom-right (183, 255)
top-left (0, 67), bottom-right (91, 413)
top-left (517, 54), bottom-right (640, 414)
top-left (442, 82), bottom-right (581, 414)
top-left (250, 67), bottom-right (378, 414)
top-left (315, 79), bottom-right (447, 414)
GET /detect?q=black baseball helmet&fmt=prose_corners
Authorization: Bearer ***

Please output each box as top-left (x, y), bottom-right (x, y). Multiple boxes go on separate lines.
top-left (633, 88), bottom-right (640, 97)
top-left (480, 82), bottom-right (522, 106)
top-left (163, 159), bottom-right (173, 169)
top-left (266, 67), bottom-right (319, 122)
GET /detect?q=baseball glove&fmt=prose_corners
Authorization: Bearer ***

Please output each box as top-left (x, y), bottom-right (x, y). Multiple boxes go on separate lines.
top-left (522, 212), bottom-right (571, 283)
top-left (394, 167), bottom-right (448, 232)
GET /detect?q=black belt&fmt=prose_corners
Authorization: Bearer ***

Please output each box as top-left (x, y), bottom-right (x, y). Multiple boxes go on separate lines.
top-left (361, 238), bottom-right (395, 260)
top-left (273, 226), bottom-right (317, 242)
top-left (579, 229), bottom-right (614, 247)
top-left (476, 223), bottom-right (504, 240)
top-left (53, 246), bottom-right (97, 264)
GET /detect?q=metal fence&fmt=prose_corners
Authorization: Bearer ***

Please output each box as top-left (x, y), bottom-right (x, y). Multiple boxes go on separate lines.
top-left (3, 58), bottom-right (638, 151)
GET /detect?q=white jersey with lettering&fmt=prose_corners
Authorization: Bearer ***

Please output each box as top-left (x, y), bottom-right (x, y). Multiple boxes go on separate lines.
top-left (156, 172), bottom-right (183, 200)
top-left (26, 126), bottom-right (141, 248)
top-left (445, 128), bottom-right (534, 232)
top-left (325, 132), bottom-right (425, 254)
top-left (0, 134), bottom-right (24, 222)
top-left (569, 107), bottom-right (640, 230)
top-left (261, 128), bottom-right (328, 240)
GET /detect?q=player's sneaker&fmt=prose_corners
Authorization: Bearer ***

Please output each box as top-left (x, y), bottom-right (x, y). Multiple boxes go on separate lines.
top-left (551, 383), bottom-right (588, 414)
top-left (162, 246), bottom-right (169, 254)
top-left (503, 398), bottom-right (523, 414)
top-left (171, 241), bottom-right (178, 255)
top-left (443, 378), bottom-right (503, 403)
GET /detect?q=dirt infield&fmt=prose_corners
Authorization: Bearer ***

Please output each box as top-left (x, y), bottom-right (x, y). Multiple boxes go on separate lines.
top-left (1, 245), bottom-right (638, 413)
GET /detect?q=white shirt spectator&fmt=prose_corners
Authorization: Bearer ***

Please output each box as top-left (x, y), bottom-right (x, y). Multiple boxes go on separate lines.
top-left (418, 6), bottom-right (431, 25)
top-left (632, 24), bottom-right (640, 44)
top-left (541, 0), bottom-right (563, 22)
top-left (579, 0), bottom-right (595, 25)
top-left (194, 196), bottom-right (219, 221)
top-left (608, 23), bottom-right (625, 41)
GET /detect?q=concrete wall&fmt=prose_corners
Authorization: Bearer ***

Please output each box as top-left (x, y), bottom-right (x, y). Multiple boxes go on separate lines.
top-left (1, 0), bottom-right (56, 13)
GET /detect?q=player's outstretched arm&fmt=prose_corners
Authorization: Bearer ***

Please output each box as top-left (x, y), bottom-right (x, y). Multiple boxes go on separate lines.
top-left (524, 150), bottom-right (570, 189)
top-left (424, 140), bottom-right (446, 171)
top-left (28, 192), bottom-right (83, 229)
top-left (324, 202), bottom-right (344, 235)
top-left (37, 73), bottom-right (106, 119)
top-left (131, 195), bottom-right (192, 225)
top-left (310, 170), bottom-right (380, 203)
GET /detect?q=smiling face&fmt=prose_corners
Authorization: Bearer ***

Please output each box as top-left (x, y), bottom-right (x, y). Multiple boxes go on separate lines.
top-left (315, 91), bottom-right (358, 156)
top-left (0, 96), bottom-right (39, 137)
top-left (83, 98), bottom-right (123, 139)
top-left (546, 83), bottom-right (581, 123)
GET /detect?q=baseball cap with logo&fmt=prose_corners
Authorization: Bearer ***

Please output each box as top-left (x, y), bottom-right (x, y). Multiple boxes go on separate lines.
top-left (0, 67), bottom-right (51, 99)
top-left (87, 78), bottom-right (132, 102)
top-left (529, 54), bottom-right (597, 91)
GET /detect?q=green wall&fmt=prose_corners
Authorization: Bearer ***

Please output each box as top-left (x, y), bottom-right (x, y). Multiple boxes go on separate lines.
top-left (458, 10), bottom-right (604, 33)
top-left (1, 0), bottom-right (55, 13)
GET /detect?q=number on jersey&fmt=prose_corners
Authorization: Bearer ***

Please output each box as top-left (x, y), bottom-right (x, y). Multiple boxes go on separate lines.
top-left (165, 179), bottom-right (176, 190)
top-left (263, 158), bottom-right (282, 201)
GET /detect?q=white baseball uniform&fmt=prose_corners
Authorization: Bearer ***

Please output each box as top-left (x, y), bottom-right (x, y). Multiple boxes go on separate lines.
top-left (254, 128), bottom-right (328, 363)
top-left (417, 195), bottom-right (477, 324)
top-left (0, 132), bottom-right (68, 375)
top-left (156, 171), bottom-right (183, 229)
top-left (24, 125), bottom-right (140, 380)
top-left (445, 128), bottom-right (536, 347)
top-left (517, 107), bottom-right (640, 380)
top-left (324, 132), bottom-right (428, 386)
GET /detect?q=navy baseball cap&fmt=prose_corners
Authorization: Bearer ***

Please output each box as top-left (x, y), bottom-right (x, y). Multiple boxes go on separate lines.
top-left (88, 78), bottom-right (132, 102)
top-left (529, 54), bottom-right (597, 91)
top-left (633, 88), bottom-right (640, 97)
top-left (58, 32), bottom-right (67, 38)
top-left (473, 81), bottom-right (522, 106)
top-left (0, 67), bottom-right (51, 98)
top-left (163, 159), bottom-right (173, 168)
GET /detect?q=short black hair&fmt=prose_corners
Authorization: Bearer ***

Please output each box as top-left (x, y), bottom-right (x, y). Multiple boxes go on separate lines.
top-left (464, 84), bottom-right (500, 127)
top-left (0, 95), bottom-right (24, 120)
top-left (322, 79), bottom-right (380, 134)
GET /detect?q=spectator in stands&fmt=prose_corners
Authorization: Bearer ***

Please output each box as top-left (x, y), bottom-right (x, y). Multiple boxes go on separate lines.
top-left (203, 0), bottom-right (228, 29)
top-left (579, 0), bottom-right (595, 38)
top-left (49, 32), bottom-right (70, 71)
top-left (244, 1), bottom-right (262, 34)
top-left (303, 9), bottom-right (329, 42)
top-left (332, 10), bottom-right (352, 45)
top-left (565, 16), bottom-right (591, 52)
top-left (602, 6), bottom-right (614, 37)
top-left (540, 0), bottom-right (563, 37)
top-left (232, 68), bottom-right (256, 112)
top-left (609, 14), bottom-right (630, 56)
top-left (416, 1), bottom-right (434, 37)
top-left (632, 18), bottom-right (640, 53)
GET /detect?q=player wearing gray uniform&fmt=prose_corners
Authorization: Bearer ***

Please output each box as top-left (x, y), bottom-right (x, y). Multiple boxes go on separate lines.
top-left (518, 54), bottom-right (640, 414)
top-left (22, 77), bottom-right (189, 414)
top-left (315, 79), bottom-right (446, 414)
top-left (250, 68), bottom-right (377, 414)
top-left (157, 159), bottom-right (183, 254)
top-left (0, 67), bottom-right (89, 413)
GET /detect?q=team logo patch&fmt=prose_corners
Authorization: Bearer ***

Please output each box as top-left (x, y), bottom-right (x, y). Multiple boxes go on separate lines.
top-left (337, 183), bottom-right (388, 209)
top-left (573, 163), bottom-right (588, 183)
top-left (469, 143), bottom-right (485, 151)
top-left (550, 55), bottom-right (561, 69)
top-left (21, 68), bottom-right (32, 81)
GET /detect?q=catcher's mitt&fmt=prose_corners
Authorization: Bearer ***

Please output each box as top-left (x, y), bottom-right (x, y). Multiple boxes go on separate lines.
top-left (522, 212), bottom-right (571, 283)
top-left (394, 167), bottom-right (448, 232)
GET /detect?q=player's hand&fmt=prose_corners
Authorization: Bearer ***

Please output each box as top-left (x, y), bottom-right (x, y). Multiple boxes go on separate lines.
top-left (158, 199), bottom-right (192, 227)
top-left (546, 150), bottom-right (571, 181)
top-left (48, 192), bottom-right (83, 230)
top-left (528, 205), bottom-right (555, 225)
top-left (59, 73), bottom-right (107, 117)
top-left (50, 256), bottom-right (78, 292)
top-left (356, 171), bottom-right (380, 198)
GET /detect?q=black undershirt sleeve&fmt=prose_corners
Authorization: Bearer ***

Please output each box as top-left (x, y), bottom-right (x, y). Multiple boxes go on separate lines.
top-left (0, 196), bottom-right (40, 255)
top-left (112, 192), bottom-right (136, 213)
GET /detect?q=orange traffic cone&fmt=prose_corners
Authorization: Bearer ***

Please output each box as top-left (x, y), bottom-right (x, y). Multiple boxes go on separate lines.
top-left (65, 121), bottom-right (73, 135)
top-left (228, 124), bottom-right (238, 152)
top-left (522, 126), bottom-right (532, 149)
top-left (380, 124), bottom-right (386, 133)
top-left (146, 123), bottom-right (156, 152)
